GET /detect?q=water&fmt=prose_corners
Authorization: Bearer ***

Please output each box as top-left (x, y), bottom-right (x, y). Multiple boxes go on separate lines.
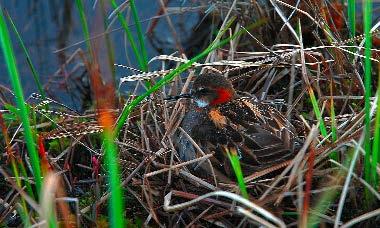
top-left (0, 0), bottom-right (202, 109)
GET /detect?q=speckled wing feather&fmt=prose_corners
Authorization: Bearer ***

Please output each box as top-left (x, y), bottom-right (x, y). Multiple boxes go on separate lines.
top-left (219, 98), bottom-right (296, 144)
top-left (214, 98), bottom-right (297, 170)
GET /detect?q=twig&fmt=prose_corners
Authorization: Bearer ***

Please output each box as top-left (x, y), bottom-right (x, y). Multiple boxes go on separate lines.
top-left (341, 208), bottom-right (380, 228)
top-left (144, 153), bottom-right (214, 178)
top-left (164, 190), bottom-right (286, 228)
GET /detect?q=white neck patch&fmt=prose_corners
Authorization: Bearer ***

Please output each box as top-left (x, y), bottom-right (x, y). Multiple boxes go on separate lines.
top-left (195, 99), bottom-right (209, 108)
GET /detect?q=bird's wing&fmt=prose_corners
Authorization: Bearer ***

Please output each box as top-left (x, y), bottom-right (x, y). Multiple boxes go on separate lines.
top-left (219, 98), bottom-right (296, 146)
top-left (209, 98), bottom-right (296, 168)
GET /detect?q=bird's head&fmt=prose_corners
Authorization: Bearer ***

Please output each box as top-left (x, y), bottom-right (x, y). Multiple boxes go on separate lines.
top-left (191, 73), bottom-right (236, 108)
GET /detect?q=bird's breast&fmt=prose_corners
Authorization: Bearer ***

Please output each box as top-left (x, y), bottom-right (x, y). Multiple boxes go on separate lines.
top-left (208, 109), bottom-right (228, 129)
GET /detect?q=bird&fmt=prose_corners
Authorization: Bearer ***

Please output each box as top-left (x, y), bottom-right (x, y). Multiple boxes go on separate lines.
top-left (177, 72), bottom-right (297, 178)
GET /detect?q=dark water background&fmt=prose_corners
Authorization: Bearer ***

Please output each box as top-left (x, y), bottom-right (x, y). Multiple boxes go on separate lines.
top-left (0, 0), bottom-right (203, 109)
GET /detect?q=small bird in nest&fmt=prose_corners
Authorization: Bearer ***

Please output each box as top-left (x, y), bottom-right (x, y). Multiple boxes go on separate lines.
top-left (177, 72), bottom-right (298, 179)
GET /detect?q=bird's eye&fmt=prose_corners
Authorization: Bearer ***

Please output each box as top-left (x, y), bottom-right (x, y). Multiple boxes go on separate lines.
top-left (197, 87), bottom-right (211, 94)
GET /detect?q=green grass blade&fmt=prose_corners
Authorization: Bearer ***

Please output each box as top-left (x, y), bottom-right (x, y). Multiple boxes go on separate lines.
top-left (308, 79), bottom-right (328, 138)
top-left (363, 0), bottom-right (373, 191)
top-left (347, 0), bottom-right (356, 62)
top-left (371, 69), bottom-right (380, 188)
top-left (226, 148), bottom-right (249, 199)
top-left (329, 94), bottom-right (338, 161)
top-left (129, 0), bottom-right (148, 71)
top-left (74, 2), bottom-right (125, 226)
top-left (114, 18), bottom-right (267, 135)
top-left (296, 20), bottom-right (328, 144)
top-left (308, 184), bottom-right (338, 227)
top-left (110, 0), bottom-right (145, 71)
top-left (0, 7), bottom-right (42, 194)
top-left (75, 0), bottom-right (91, 53)
top-left (5, 10), bottom-right (46, 99)
top-left (10, 160), bottom-right (31, 226)
top-left (348, 0), bottom-right (356, 38)
top-left (18, 159), bottom-right (35, 199)
top-left (103, 128), bottom-right (124, 228)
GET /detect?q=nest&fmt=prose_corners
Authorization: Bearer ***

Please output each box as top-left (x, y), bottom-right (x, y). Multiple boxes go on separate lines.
top-left (110, 60), bottom-right (364, 227)
top-left (103, 1), bottom-right (380, 226)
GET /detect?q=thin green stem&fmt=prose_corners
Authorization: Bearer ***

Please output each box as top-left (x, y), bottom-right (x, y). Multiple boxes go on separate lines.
top-left (363, 0), bottom-right (373, 193)
top-left (18, 160), bottom-right (35, 199)
top-left (104, 129), bottom-right (125, 228)
top-left (0, 7), bottom-right (42, 194)
top-left (348, 0), bottom-right (356, 62)
top-left (226, 149), bottom-right (248, 199)
top-left (348, 0), bottom-right (356, 38)
top-left (129, 0), bottom-right (148, 71)
top-left (329, 72), bottom-right (338, 160)
top-left (308, 84), bottom-right (328, 138)
top-left (110, 0), bottom-right (145, 71)
top-left (329, 99), bottom-right (338, 160)
top-left (10, 160), bottom-right (31, 226)
top-left (371, 66), bottom-right (380, 188)
top-left (297, 21), bottom-right (328, 143)
top-left (5, 10), bottom-right (45, 98)
top-left (75, 0), bottom-right (91, 54)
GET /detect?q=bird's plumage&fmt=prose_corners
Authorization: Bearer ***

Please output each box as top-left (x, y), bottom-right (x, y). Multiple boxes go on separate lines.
top-left (178, 73), bottom-right (297, 177)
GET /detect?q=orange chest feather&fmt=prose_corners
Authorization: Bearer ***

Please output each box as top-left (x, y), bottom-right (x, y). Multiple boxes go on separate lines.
top-left (208, 109), bottom-right (227, 128)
